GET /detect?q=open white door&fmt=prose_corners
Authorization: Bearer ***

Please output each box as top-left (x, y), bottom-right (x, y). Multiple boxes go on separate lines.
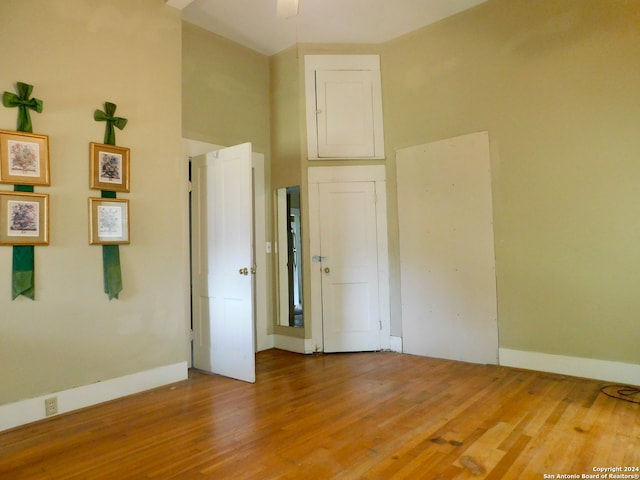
top-left (191, 143), bottom-right (255, 383)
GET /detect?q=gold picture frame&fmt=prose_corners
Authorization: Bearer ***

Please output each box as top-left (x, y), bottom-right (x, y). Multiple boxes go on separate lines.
top-left (89, 142), bottom-right (130, 192)
top-left (0, 129), bottom-right (50, 186)
top-left (89, 197), bottom-right (130, 245)
top-left (0, 191), bottom-right (49, 245)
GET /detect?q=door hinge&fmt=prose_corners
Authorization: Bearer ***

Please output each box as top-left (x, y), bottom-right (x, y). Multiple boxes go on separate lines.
top-left (188, 181), bottom-right (193, 193)
top-left (190, 329), bottom-right (194, 341)
top-left (379, 320), bottom-right (383, 331)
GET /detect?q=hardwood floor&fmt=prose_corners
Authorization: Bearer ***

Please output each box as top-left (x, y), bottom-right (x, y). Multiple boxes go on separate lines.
top-left (1, 349), bottom-right (639, 479)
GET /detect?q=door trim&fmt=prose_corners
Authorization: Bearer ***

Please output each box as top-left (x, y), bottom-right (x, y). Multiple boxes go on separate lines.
top-left (308, 165), bottom-right (390, 352)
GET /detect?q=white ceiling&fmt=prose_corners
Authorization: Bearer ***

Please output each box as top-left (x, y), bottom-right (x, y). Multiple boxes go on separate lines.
top-left (172, 0), bottom-right (487, 56)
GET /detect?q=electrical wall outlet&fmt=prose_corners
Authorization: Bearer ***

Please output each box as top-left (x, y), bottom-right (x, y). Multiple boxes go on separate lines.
top-left (44, 397), bottom-right (58, 416)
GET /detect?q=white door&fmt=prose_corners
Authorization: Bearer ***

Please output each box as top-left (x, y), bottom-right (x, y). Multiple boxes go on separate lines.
top-left (315, 70), bottom-right (376, 158)
top-left (304, 55), bottom-right (385, 160)
top-left (191, 143), bottom-right (255, 383)
top-left (319, 181), bottom-right (381, 352)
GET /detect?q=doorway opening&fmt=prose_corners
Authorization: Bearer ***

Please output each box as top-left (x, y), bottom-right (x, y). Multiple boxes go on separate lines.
top-left (184, 139), bottom-right (271, 382)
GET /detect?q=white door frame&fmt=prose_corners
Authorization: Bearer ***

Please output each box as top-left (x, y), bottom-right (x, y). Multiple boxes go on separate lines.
top-left (308, 165), bottom-right (390, 352)
top-left (183, 139), bottom-right (272, 367)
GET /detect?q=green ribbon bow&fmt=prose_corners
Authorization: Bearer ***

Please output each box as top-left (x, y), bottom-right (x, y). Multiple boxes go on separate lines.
top-left (94, 102), bottom-right (128, 146)
top-left (2, 82), bottom-right (43, 134)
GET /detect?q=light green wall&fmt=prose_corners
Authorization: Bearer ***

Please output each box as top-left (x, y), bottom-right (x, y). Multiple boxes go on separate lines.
top-left (382, 0), bottom-right (640, 363)
top-left (270, 46), bottom-right (303, 190)
top-left (182, 22), bottom-right (270, 156)
top-left (0, 0), bottom-right (186, 405)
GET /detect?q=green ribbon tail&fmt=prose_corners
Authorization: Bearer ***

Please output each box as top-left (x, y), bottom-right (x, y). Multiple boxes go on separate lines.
top-left (12, 246), bottom-right (35, 300)
top-left (104, 124), bottom-right (115, 146)
top-left (102, 245), bottom-right (122, 300)
top-left (101, 190), bottom-right (122, 300)
top-left (12, 184), bottom-right (35, 299)
top-left (17, 108), bottom-right (33, 134)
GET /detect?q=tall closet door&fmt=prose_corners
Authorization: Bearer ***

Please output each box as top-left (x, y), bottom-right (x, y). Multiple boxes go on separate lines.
top-left (319, 181), bottom-right (381, 352)
top-left (308, 166), bottom-right (390, 354)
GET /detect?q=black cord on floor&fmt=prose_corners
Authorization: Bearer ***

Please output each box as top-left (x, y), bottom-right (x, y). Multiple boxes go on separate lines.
top-left (600, 385), bottom-right (640, 404)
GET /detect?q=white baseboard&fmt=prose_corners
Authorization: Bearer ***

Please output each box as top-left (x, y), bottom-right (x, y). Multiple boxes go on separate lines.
top-left (257, 334), bottom-right (275, 352)
top-left (499, 348), bottom-right (640, 386)
top-left (389, 336), bottom-right (403, 353)
top-left (273, 334), bottom-right (307, 354)
top-left (0, 362), bottom-right (188, 433)
top-left (275, 335), bottom-right (402, 355)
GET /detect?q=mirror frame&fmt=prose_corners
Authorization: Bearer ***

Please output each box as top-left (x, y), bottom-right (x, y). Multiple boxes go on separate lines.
top-left (275, 186), bottom-right (303, 328)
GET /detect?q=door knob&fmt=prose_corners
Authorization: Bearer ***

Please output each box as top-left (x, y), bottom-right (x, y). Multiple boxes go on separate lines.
top-left (324, 267), bottom-right (330, 274)
top-left (239, 267), bottom-right (249, 275)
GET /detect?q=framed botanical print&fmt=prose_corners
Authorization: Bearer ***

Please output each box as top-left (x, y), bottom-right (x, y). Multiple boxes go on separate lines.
top-left (0, 129), bottom-right (50, 186)
top-left (89, 197), bottom-right (130, 245)
top-left (89, 142), bottom-right (130, 193)
top-left (0, 191), bottom-right (49, 245)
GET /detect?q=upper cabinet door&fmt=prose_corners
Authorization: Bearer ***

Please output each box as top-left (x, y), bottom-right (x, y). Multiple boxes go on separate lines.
top-left (315, 69), bottom-right (376, 158)
top-left (305, 55), bottom-right (385, 160)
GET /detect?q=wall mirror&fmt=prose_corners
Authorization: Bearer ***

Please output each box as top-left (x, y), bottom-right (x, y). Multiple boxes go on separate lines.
top-left (275, 186), bottom-right (303, 327)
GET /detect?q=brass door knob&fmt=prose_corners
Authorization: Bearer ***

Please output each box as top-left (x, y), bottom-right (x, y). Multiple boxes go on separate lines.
top-left (239, 267), bottom-right (249, 275)
top-left (324, 267), bottom-right (330, 274)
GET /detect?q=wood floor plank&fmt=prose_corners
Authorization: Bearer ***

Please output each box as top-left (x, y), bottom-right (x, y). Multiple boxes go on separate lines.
top-left (1, 349), bottom-right (638, 479)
